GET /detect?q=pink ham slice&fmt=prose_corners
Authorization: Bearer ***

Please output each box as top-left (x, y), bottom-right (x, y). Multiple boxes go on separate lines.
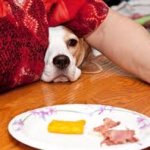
top-left (101, 130), bottom-right (138, 145)
top-left (93, 118), bottom-right (138, 145)
top-left (94, 118), bottom-right (120, 134)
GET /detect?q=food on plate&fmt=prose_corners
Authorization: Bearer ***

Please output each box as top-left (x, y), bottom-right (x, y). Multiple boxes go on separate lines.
top-left (94, 117), bottom-right (120, 134)
top-left (48, 119), bottom-right (86, 134)
top-left (93, 118), bottom-right (138, 145)
top-left (101, 129), bottom-right (138, 145)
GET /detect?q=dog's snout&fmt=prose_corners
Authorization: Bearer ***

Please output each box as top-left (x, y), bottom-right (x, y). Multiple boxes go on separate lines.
top-left (53, 55), bottom-right (70, 69)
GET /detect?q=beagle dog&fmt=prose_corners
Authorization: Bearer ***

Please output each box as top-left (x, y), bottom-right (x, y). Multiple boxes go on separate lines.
top-left (41, 26), bottom-right (102, 83)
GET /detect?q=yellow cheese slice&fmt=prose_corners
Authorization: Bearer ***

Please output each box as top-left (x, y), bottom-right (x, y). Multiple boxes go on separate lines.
top-left (48, 119), bottom-right (86, 134)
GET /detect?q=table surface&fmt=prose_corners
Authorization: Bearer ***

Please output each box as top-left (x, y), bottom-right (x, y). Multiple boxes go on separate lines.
top-left (0, 56), bottom-right (150, 150)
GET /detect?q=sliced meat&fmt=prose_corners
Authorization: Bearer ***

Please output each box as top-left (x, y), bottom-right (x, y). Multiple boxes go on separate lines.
top-left (101, 130), bottom-right (138, 145)
top-left (93, 118), bottom-right (138, 146)
top-left (93, 118), bottom-right (120, 134)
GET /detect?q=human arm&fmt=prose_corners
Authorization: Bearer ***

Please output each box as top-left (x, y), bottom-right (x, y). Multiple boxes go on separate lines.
top-left (85, 9), bottom-right (150, 83)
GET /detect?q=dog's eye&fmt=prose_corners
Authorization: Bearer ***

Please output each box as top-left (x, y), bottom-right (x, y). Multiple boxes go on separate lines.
top-left (67, 39), bottom-right (78, 47)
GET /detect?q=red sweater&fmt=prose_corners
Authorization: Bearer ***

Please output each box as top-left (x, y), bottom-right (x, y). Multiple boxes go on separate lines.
top-left (0, 0), bottom-right (108, 92)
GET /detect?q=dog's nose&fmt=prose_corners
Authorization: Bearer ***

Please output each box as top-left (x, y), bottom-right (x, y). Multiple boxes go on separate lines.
top-left (53, 55), bottom-right (70, 69)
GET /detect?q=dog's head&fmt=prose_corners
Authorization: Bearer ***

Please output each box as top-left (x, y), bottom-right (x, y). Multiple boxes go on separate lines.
top-left (41, 26), bottom-right (102, 83)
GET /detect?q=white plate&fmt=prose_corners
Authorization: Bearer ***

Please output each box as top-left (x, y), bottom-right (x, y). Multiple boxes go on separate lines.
top-left (8, 104), bottom-right (150, 150)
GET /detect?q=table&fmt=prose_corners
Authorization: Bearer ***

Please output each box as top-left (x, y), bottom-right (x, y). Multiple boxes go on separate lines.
top-left (0, 56), bottom-right (150, 150)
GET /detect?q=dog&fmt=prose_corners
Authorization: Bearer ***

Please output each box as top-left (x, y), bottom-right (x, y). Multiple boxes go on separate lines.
top-left (41, 26), bottom-right (102, 83)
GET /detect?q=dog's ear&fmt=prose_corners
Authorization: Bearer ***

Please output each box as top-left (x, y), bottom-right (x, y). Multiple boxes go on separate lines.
top-left (74, 38), bottom-right (89, 67)
top-left (78, 39), bottom-right (103, 74)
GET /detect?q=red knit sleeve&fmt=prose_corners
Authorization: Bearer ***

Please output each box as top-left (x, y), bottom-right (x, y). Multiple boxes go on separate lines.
top-left (45, 0), bottom-right (109, 37)
top-left (64, 0), bottom-right (109, 37)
